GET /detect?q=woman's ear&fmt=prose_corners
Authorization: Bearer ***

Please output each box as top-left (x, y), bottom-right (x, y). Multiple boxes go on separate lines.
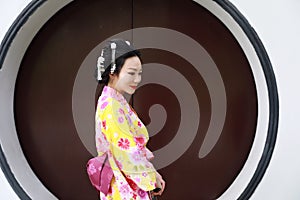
top-left (108, 74), bottom-right (115, 84)
top-left (109, 74), bottom-right (114, 79)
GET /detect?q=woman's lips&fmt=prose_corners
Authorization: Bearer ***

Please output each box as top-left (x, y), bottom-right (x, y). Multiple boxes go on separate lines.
top-left (130, 86), bottom-right (137, 90)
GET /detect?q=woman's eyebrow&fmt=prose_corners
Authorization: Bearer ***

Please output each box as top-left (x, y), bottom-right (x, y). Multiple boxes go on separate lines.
top-left (127, 68), bottom-right (142, 71)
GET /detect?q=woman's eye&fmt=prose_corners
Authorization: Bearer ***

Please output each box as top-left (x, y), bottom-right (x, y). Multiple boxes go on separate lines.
top-left (128, 72), bottom-right (135, 75)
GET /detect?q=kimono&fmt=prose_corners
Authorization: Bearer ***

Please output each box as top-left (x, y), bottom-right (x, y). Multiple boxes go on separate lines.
top-left (95, 86), bottom-right (156, 200)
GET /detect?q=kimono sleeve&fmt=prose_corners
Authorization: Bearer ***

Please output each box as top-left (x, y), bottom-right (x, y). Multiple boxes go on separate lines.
top-left (95, 99), bottom-right (110, 156)
top-left (104, 99), bottom-right (156, 191)
top-left (145, 147), bottom-right (154, 161)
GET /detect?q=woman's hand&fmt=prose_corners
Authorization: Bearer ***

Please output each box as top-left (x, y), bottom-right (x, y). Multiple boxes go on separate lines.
top-left (152, 171), bottom-right (166, 196)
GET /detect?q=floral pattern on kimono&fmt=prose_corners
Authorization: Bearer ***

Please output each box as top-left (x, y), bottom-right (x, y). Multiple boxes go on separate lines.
top-left (95, 86), bottom-right (156, 200)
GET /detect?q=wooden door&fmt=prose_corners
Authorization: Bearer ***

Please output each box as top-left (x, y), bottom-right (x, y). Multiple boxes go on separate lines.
top-left (132, 0), bottom-right (257, 199)
top-left (14, 0), bottom-right (257, 199)
top-left (15, 0), bottom-right (133, 199)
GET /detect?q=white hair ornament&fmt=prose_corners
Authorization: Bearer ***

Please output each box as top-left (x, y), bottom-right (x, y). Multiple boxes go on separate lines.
top-left (110, 42), bottom-right (117, 74)
top-left (96, 49), bottom-right (105, 81)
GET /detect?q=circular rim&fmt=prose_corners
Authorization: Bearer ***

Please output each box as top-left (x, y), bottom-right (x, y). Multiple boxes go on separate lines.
top-left (0, 0), bottom-right (46, 70)
top-left (0, 0), bottom-right (279, 199)
top-left (212, 0), bottom-right (279, 199)
top-left (0, 2), bottom-right (47, 199)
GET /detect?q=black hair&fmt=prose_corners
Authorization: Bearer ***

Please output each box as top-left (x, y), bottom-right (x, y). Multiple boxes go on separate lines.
top-left (95, 38), bottom-right (142, 85)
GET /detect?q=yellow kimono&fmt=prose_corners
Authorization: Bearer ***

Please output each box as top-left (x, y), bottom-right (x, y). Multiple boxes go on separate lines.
top-left (95, 86), bottom-right (156, 200)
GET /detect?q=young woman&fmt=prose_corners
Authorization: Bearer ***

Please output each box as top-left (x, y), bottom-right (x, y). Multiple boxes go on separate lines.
top-left (94, 39), bottom-right (165, 199)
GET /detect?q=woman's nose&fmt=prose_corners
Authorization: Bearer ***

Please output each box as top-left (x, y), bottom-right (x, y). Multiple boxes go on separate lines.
top-left (134, 74), bottom-right (141, 84)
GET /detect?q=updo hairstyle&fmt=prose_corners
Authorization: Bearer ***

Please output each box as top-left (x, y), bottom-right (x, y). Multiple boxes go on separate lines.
top-left (96, 38), bottom-right (142, 85)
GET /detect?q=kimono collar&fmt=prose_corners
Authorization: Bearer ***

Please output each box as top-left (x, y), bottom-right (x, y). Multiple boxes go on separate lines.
top-left (102, 86), bottom-right (127, 105)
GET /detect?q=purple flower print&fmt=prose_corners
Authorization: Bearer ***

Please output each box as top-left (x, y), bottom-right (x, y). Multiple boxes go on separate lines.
top-left (101, 96), bottom-right (108, 101)
top-left (103, 87), bottom-right (108, 93)
top-left (118, 116), bottom-right (124, 123)
top-left (127, 115), bottom-right (132, 125)
top-left (119, 108), bottom-right (125, 115)
top-left (101, 101), bottom-right (108, 109)
top-left (142, 172), bottom-right (147, 177)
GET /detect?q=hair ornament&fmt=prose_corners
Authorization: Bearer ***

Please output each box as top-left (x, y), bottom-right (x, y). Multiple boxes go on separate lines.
top-left (125, 40), bottom-right (130, 45)
top-left (110, 42), bottom-right (117, 74)
top-left (97, 49), bottom-right (105, 81)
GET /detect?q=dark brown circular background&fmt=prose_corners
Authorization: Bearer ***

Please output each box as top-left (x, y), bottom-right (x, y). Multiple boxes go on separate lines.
top-left (14, 0), bottom-right (257, 199)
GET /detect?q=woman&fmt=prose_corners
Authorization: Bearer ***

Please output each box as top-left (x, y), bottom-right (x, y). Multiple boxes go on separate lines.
top-left (94, 39), bottom-right (165, 200)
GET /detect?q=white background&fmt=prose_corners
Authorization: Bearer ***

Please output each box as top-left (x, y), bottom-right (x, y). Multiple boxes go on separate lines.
top-left (0, 0), bottom-right (300, 199)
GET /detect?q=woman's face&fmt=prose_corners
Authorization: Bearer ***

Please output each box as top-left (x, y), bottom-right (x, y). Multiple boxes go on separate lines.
top-left (110, 56), bottom-right (142, 95)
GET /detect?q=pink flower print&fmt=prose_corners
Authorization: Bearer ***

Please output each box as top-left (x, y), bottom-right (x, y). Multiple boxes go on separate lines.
top-left (88, 164), bottom-right (97, 175)
top-left (134, 136), bottom-right (145, 145)
top-left (102, 120), bottom-right (106, 130)
top-left (137, 121), bottom-right (142, 127)
top-left (101, 101), bottom-right (108, 109)
top-left (118, 116), bottom-right (124, 123)
top-left (119, 184), bottom-right (130, 194)
top-left (129, 110), bottom-right (133, 115)
top-left (134, 137), bottom-right (145, 149)
top-left (118, 138), bottom-right (130, 150)
top-left (150, 181), bottom-right (155, 187)
top-left (97, 137), bottom-right (103, 145)
top-left (135, 177), bottom-right (141, 183)
top-left (137, 189), bottom-right (147, 198)
top-left (119, 108), bottom-right (125, 115)
top-left (130, 150), bottom-right (143, 164)
top-left (133, 193), bottom-right (137, 199)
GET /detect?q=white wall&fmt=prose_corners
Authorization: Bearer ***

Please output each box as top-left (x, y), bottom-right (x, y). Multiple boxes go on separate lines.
top-left (229, 0), bottom-right (300, 199)
top-left (0, 1), bottom-right (31, 199)
top-left (0, 0), bottom-right (299, 199)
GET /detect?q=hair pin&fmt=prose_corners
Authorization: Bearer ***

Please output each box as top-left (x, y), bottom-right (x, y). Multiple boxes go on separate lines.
top-left (110, 42), bottom-right (116, 74)
top-left (97, 49), bottom-right (105, 80)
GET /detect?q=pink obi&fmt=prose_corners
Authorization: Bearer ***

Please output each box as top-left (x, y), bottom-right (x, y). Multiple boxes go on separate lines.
top-left (87, 154), bottom-right (114, 195)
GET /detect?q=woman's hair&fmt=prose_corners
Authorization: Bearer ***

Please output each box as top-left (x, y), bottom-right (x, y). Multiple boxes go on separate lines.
top-left (96, 38), bottom-right (142, 85)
